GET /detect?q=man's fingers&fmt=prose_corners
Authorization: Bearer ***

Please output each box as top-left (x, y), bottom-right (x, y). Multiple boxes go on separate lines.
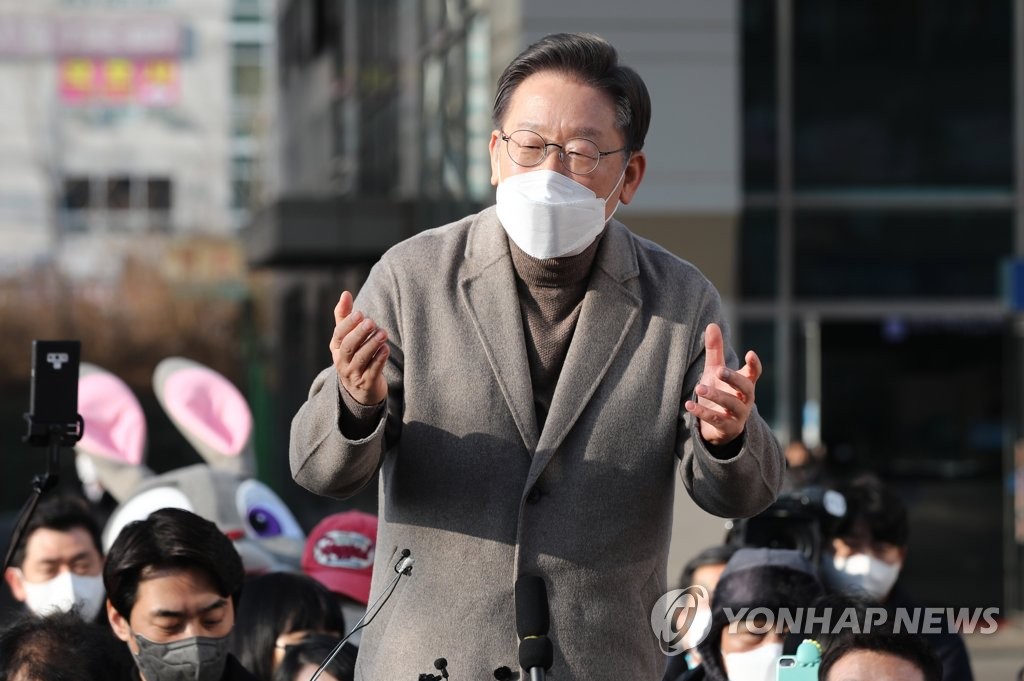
top-left (739, 350), bottom-right (762, 383)
top-left (334, 291), bottom-right (354, 325)
top-left (333, 313), bottom-right (373, 356)
top-left (704, 323), bottom-right (726, 369)
top-left (349, 329), bottom-right (388, 373)
top-left (695, 383), bottom-right (747, 418)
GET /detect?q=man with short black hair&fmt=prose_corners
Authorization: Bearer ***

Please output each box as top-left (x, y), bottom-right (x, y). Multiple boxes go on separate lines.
top-left (104, 507), bottom-right (256, 681)
top-left (3, 494), bottom-right (106, 623)
top-left (820, 631), bottom-right (943, 681)
top-left (0, 610), bottom-right (134, 681)
top-left (290, 31), bottom-right (783, 679)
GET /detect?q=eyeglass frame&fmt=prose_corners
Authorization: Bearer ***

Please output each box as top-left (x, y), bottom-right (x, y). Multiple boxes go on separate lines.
top-left (499, 129), bottom-right (629, 176)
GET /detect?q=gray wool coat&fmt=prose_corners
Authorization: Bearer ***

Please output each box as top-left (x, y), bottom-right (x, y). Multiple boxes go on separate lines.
top-left (290, 207), bottom-right (783, 680)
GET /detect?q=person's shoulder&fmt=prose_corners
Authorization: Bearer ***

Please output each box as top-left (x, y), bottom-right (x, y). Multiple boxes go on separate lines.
top-left (614, 223), bottom-right (712, 284)
top-left (223, 654), bottom-right (260, 681)
top-left (613, 221), bottom-right (717, 298)
top-left (380, 208), bottom-right (487, 265)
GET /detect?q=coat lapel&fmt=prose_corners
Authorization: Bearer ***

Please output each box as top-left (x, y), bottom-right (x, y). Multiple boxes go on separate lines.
top-left (458, 210), bottom-right (540, 453)
top-left (530, 221), bottom-right (642, 481)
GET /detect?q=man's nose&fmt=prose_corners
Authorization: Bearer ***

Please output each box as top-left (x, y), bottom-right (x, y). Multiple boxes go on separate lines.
top-left (539, 147), bottom-right (568, 175)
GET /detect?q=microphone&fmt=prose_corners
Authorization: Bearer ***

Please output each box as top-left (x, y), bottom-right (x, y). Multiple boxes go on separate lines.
top-left (515, 575), bottom-right (553, 681)
top-left (309, 549), bottom-right (415, 681)
top-left (395, 548), bottom-right (415, 574)
top-left (433, 658), bottom-right (449, 680)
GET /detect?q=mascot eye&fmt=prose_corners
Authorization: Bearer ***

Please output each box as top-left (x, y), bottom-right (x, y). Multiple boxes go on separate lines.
top-left (247, 506), bottom-right (283, 537)
top-left (235, 479), bottom-right (304, 541)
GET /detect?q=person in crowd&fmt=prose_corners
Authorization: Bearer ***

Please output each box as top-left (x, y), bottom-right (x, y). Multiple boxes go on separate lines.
top-left (819, 630), bottom-right (943, 681)
top-left (0, 609), bottom-right (134, 681)
top-left (3, 494), bottom-right (106, 623)
top-left (663, 544), bottom-right (739, 679)
top-left (822, 474), bottom-right (972, 681)
top-left (231, 571), bottom-right (346, 681)
top-left (672, 547), bottom-right (823, 681)
top-left (300, 510), bottom-right (376, 643)
top-left (271, 633), bottom-right (356, 681)
top-left (780, 440), bottom-right (829, 492)
top-left (104, 507), bottom-right (257, 681)
top-left (289, 31), bottom-right (783, 679)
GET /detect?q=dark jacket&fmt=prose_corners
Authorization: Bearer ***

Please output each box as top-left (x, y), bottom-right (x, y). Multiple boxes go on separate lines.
top-left (886, 584), bottom-right (974, 681)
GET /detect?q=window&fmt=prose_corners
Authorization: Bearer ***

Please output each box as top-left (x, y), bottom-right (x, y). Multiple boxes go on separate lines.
top-left (793, 1), bottom-right (1012, 188)
top-left (63, 177), bottom-right (91, 210)
top-left (793, 210), bottom-right (1011, 300)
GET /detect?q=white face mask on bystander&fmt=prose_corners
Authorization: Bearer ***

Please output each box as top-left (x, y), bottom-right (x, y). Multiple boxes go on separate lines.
top-left (722, 641), bottom-right (784, 681)
top-left (825, 552), bottom-right (902, 601)
top-left (495, 168), bottom-right (625, 259)
top-left (17, 569), bottom-right (106, 622)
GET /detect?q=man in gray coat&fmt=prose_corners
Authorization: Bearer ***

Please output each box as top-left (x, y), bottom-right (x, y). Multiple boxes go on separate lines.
top-left (290, 32), bottom-right (783, 680)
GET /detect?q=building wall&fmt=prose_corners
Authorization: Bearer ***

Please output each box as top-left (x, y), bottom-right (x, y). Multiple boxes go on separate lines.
top-left (0, 0), bottom-right (240, 273)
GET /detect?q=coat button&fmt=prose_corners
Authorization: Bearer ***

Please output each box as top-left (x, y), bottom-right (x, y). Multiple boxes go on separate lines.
top-left (526, 487), bottom-right (543, 504)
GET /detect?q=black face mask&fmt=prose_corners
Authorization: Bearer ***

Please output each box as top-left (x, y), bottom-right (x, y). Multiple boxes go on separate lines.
top-left (132, 632), bottom-right (230, 681)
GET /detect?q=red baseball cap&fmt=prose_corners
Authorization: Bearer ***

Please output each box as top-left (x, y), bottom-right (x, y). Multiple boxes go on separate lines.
top-left (301, 510), bottom-right (377, 605)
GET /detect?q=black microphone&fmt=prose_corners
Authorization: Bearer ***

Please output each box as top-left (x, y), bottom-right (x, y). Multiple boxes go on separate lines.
top-left (433, 658), bottom-right (449, 680)
top-left (395, 548), bottom-right (415, 574)
top-left (515, 575), bottom-right (553, 681)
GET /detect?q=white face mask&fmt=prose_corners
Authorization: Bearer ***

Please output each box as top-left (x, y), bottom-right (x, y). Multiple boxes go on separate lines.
top-left (722, 641), bottom-right (783, 681)
top-left (18, 569), bottom-right (106, 622)
top-left (825, 552), bottom-right (901, 601)
top-left (680, 604), bottom-right (712, 651)
top-left (495, 167), bottom-right (625, 260)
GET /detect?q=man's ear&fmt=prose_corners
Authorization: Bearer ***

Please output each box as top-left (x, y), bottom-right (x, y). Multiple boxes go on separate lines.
top-left (617, 151), bottom-right (646, 206)
top-left (4, 567), bottom-right (26, 602)
top-left (107, 599), bottom-right (132, 644)
top-left (489, 130), bottom-right (502, 187)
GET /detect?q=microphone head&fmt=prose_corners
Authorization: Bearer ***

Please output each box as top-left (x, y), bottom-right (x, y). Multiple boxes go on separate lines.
top-left (401, 548), bottom-right (411, 557)
top-left (433, 658), bottom-right (448, 670)
top-left (514, 575), bottom-right (549, 637)
top-left (518, 636), bottom-right (553, 671)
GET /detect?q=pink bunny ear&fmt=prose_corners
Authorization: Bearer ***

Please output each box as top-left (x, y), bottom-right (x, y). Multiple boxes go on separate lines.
top-left (153, 357), bottom-right (253, 473)
top-left (77, 368), bottom-right (146, 466)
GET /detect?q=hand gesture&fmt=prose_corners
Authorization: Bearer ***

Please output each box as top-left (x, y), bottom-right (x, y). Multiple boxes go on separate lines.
top-left (330, 291), bottom-right (389, 406)
top-left (684, 323), bottom-right (761, 446)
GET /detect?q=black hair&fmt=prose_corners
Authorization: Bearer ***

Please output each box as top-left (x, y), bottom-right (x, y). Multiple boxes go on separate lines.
top-left (819, 631), bottom-right (942, 681)
top-left (103, 507), bottom-right (244, 619)
top-left (784, 591), bottom-right (894, 657)
top-left (9, 495), bottom-right (103, 568)
top-left (271, 633), bottom-right (356, 681)
top-left (0, 610), bottom-right (135, 681)
top-left (230, 572), bottom-right (346, 681)
top-left (833, 474), bottom-right (909, 548)
top-left (696, 562), bottom-right (823, 681)
top-left (492, 32), bottom-right (651, 152)
top-left (678, 544), bottom-right (739, 590)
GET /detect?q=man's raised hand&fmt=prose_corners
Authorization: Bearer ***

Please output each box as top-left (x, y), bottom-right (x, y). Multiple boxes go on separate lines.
top-left (684, 322), bottom-right (761, 446)
top-left (331, 291), bottom-right (389, 406)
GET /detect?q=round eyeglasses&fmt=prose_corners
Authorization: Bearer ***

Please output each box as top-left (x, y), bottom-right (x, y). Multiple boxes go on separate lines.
top-left (500, 129), bottom-right (627, 176)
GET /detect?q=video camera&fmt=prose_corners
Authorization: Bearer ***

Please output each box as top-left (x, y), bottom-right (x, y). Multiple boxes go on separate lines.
top-left (726, 486), bottom-right (847, 567)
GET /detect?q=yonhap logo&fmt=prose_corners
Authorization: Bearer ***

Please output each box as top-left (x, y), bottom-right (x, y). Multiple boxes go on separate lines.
top-left (651, 585), bottom-right (710, 655)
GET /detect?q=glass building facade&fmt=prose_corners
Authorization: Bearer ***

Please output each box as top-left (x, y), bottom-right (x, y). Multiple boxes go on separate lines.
top-left (739, 0), bottom-right (1019, 610)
